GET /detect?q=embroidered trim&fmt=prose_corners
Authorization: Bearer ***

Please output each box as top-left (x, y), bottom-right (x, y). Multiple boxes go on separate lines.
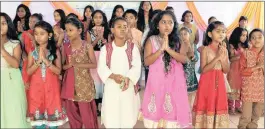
top-left (163, 93), bottom-right (173, 114)
top-left (148, 93), bottom-right (157, 113)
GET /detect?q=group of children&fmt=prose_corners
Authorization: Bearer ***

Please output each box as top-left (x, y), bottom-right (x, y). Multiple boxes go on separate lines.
top-left (1, 1), bottom-right (264, 129)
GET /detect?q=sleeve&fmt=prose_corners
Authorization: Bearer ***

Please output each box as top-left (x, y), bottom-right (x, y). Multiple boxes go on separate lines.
top-left (97, 46), bottom-right (113, 84)
top-left (126, 45), bottom-right (142, 85)
top-left (239, 51), bottom-right (247, 72)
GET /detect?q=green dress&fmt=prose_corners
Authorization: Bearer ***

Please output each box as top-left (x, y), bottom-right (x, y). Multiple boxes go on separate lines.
top-left (1, 40), bottom-right (31, 128)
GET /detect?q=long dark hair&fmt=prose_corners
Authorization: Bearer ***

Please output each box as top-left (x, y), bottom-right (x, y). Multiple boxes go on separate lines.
top-left (34, 21), bottom-right (57, 60)
top-left (89, 10), bottom-right (110, 40)
top-left (65, 17), bottom-right (85, 40)
top-left (13, 4), bottom-right (31, 33)
top-left (1, 12), bottom-right (18, 41)
top-left (54, 9), bottom-right (66, 30)
top-left (181, 10), bottom-right (193, 22)
top-left (109, 5), bottom-right (124, 28)
top-left (82, 5), bottom-right (94, 22)
top-left (203, 21), bottom-right (225, 46)
top-left (144, 11), bottom-right (179, 73)
top-left (137, 1), bottom-right (153, 32)
top-left (229, 27), bottom-right (248, 50)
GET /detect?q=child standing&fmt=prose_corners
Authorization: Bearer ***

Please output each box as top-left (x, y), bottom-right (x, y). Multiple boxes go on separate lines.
top-left (139, 11), bottom-right (191, 128)
top-left (1, 12), bottom-right (31, 128)
top-left (192, 21), bottom-right (230, 128)
top-left (87, 10), bottom-right (110, 116)
top-left (123, 9), bottom-right (144, 87)
top-left (227, 27), bottom-right (248, 114)
top-left (61, 18), bottom-right (98, 128)
top-left (238, 29), bottom-right (264, 129)
top-left (97, 17), bottom-right (141, 128)
top-left (179, 27), bottom-right (198, 109)
top-left (26, 21), bottom-right (67, 128)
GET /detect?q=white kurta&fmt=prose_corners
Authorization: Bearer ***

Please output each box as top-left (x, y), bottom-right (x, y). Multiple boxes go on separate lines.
top-left (97, 42), bottom-right (141, 128)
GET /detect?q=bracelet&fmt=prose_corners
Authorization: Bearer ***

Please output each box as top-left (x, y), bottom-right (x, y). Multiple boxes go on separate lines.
top-left (34, 60), bottom-right (40, 66)
top-left (46, 61), bottom-right (52, 67)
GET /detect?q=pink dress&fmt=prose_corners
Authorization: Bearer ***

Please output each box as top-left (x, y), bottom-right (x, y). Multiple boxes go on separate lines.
top-left (139, 36), bottom-right (191, 128)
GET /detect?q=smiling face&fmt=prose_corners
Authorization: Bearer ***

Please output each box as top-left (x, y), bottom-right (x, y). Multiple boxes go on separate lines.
top-left (17, 7), bottom-right (26, 19)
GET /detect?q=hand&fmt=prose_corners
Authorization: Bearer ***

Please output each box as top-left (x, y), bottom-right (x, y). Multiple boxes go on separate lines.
top-left (17, 21), bottom-right (23, 32)
top-left (216, 46), bottom-right (225, 60)
top-left (163, 33), bottom-right (169, 51)
top-left (113, 74), bottom-right (123, 84)
top-left (38, 48), bottom-right (44, 63)
top-left (242, 68), bottom-right (253, 74)
top-left (122, 77), bottom-right (130, 91)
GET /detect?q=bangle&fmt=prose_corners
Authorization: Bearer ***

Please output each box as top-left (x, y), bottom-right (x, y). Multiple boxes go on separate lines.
top-left (46, 61), bottom-right (52, 67)
top-left (34, 60), bottom-right (40, 66)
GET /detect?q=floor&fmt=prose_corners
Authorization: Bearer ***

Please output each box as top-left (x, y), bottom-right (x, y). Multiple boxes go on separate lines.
top-left (59, 89), bottom-right (264, 128)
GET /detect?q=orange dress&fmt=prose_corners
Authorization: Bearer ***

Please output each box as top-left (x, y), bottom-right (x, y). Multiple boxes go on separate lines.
top-left (240, 49), bottom-right (264, 103)
top-left (192, 46), bottom-right (229, 128)
top-left (27, 49), bottom-right (67, 126)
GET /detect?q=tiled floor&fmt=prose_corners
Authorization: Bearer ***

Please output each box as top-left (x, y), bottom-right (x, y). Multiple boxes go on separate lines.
top-left (59, 89), bottom-right (264, 128)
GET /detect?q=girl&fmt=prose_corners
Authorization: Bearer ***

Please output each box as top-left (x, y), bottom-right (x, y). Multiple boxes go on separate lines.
top-left (227, 27), bottom-right (248, 114)
top-left (82, 5), bottom-right (94, 37)
top-left (21, 13), bottom-right (43, 88)
top-left (108, 5), bottom-right (124, 28)
top-left (192, 21), bottom-right (230, 128)
top-left (238, 29), bottom-right (264, 129)
top-left (53, 9), bottom-right (68, 45)
top-left (1, 12), bottom-right (31, 128)
top-left (139, 11), bottom-right (191, 128)
top-left (137, 1), bottom-right (153, 33)
top-left (13, 4), bottom-right (31, 35)
top-left (61, 17), bottom-right (98, 128)
top-left (87, 10), bottom-right (110, 116)
top-left (27, 21), bottom-right (67, 128)
top-left (179, 10), bottom-right (199, 68)
top-left (179, 27), bottom-right (198, 109)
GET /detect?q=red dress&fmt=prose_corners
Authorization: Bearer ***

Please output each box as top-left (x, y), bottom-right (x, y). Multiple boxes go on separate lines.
top-left (21, 30), bottom-right (35, 86)
top-left (27, 49), bottom-right (67, 126)
top-left (192, 46), bottom-right (229, 128)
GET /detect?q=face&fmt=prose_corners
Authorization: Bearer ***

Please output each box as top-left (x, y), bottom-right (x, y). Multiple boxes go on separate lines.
top-left (184, 13), bottom-right (192, 23)
top-left (124, 13), bottom-right (137, 27)
top-left (111, 20), bottom-right (128, 39)
top-left (208, 25), bottom-right (226, 43)
top-left (34, 27), bottom-right (49, 45)
top-left (179, 30), bottom-right (190, 43)
top-left (239, 20), bottom-right (247, 28)
top-left (158, 14), bottom-right (174, 36)
top-left (65, 23), bottom-right (81, 41)
top-left (209, 18), bottom-right (217, 24)
top-left (250, 31), bottom-right (264, 48)
top-left (93, 12), bottom-right (103, 26)
top-left (17, 7), bottom-right (26, 19)
top-left (1, 16), bottom-right (8, 35)
top-left (115, 8), bottom-right (124, 17)
top-left (54, 11), bottom-right (61, 23)
top-left (142, 2), bottom-right (151, 12)
top-left (29, 16), bottom-right (39, 30)
top-left (85, 8), bottom-right (92, 19)
top-left (240, 30), bottom-right (248, 43)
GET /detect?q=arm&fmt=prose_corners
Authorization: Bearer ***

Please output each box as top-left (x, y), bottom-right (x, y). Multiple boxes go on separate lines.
top-left (144, 38), bottom-right (163, 66)
top-left (126, 46), bottom-right (142, 85)
top-left (97, 46), bottom-right (113, 83)
top-left (165, 47), bottom-right (188, 64)
top-left (194, 29), bottom-right (199, 44)
top-left (74, 44), bottom-right (97, 69)
top-left (61, 45), bottom-right (73, 70)
top-left (1, 43), bottom-right (21, 68)
top-left (27, 52), bottom-right (41, 75)
top-left (87, 31), bottom-right (101, 47)
top-left (43, 49), bottom-right (62, 75)
top-left (200, 47), bottom-right (221, 73)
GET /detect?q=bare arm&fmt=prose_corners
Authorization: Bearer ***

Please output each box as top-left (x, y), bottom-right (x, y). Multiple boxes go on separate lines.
top-left (194, 29), bottom-right (199, 44)
top-left (74, 44), bottom-right (97, 69)
top-left (200, 47), bottom-right (221, 73)
top-left (144, 38), bottom-right (163, 66)
top-left (1, 43), bottom-right (21, 68)
top-left (43, 49), bottom-right (62, 75)
top-left (27, 52), bottom-right (40, 75)
top-left (86, 31), bottom-right (101, 47)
